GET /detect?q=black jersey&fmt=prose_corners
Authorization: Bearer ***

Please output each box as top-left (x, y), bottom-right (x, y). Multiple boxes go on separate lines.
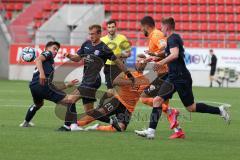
top-left (77, 40), bottom-right (117, 86)
top-left (165, 33), bottom-right (189, 78)
top-left (30, 51), bottom-right (55, 86)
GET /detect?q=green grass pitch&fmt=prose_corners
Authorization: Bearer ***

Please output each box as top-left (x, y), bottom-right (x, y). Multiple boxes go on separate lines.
top-left (0, 80), bottom-right (239, 160)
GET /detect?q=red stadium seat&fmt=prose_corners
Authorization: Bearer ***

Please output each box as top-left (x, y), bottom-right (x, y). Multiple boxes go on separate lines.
top-left (227, 23), bottom-right (235, 32)
top-left (216, 0), bottom-right (225, 5)
top-left (209, 14), bottom-right (217, 22)
top-left (181, 5), bottom-right (189, 13)
top-left (199, 5), bottom-right (207, 13)
top-left (217, 23), bottom-right (226, 32)
top-left (191, 14), bottom-right (198, 22)
top-left (191, 23), bottom-right (199, 31)
top-left (199, 23), bottom-right (208, 31)
top-left (217, 14), bottom-right (226, 22)
top-left (43, 4), bottom-right (52, 11)
top-left (4, 11), bottom-right (12, 20)
top-left (209, 23), bottom-right (217, 31)
top-left (217, 5), bottom-right (225, 13)
top-left (189, 5), bottom-right (198, 13)
top-left (6, 3), bottom-right (15, 11)
top-left (226, 14), bottom-right (235, 23)
top-left (181, 0), bottom-right (189, 5)
top-left (15, 3), bottom-right (23, 11)
top-left (208, 5), bottom-right (217, 13)
top-left (199, 0), bottom-right (208, 5)
top-left (172, 5), bottom-right (181, 13)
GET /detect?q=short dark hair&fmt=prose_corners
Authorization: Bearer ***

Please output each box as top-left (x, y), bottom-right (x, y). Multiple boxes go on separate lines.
top-left (210, 49), bottom-right (213, 52)
top-left (45, 41), bottom-right (60, 49)
top-left (107, 20), bottom-right (117, 26)
top-left (89, 24), bottom-right (102, 33)
top-left (161, 17), bottom-right (175, 30)
top-left (140, 16), bottom-right (155, 27)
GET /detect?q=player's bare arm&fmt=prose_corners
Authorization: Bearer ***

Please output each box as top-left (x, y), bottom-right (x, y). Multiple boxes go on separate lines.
top-left (154, 47), bottom-right (179, 71)
top-left (66, 53), bottom-right (82, 62)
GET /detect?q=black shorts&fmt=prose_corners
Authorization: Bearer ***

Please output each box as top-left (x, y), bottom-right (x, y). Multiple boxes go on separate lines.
top-left (103, 97), bottom-right (131, 127)
top-left (104, 64), bottom-right (122, 89)
top-left (144, 74), bottom-right (173, 98)
top-left (210, 67), bottom-right (216, 76)
top-left (78, 82), bottom-right (101, 105)
top-left (30, 84), bottom-right (66, 104)
top-left (161, 73), bottom-right (194, 107)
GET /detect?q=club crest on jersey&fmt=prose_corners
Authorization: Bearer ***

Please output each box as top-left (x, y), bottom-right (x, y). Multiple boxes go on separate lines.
top-left (94, 50), bottom-right (100, 56)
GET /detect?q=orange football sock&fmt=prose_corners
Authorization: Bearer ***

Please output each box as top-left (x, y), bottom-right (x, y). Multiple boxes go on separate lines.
top-left (77, 115), bottom-right (95, 126)
top-left (140, 97), bottom-right (153, 107)
top-left (96, 125), bottom-right (116, 132)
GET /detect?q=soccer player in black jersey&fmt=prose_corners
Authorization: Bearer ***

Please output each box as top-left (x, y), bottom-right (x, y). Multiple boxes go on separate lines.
top-left (135, 17), bottom-right (230, 139)
top-left (62, 24), bottom-right (135, 131)
top-left (19, 41), bottom-right (82, 131)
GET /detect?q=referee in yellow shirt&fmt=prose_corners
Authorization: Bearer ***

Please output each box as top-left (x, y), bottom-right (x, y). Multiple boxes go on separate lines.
top-left (101, 20), bottom-right (131, 95)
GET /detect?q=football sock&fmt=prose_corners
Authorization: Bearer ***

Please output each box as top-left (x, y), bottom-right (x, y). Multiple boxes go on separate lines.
top-left (196, 103), bottom-right (220, 114)
top-left (149, 107), bottom-right (162, 129)
top-left (96, 125), bottom-right (116, 132)
top-left (140, 97), bottom-right (153, 107)
top-left (65, 103), bottom-right (77, 126)
top-left (25, 104), bottom-right (39, 122)
top-left (97, 116), bottom-right (111, 123)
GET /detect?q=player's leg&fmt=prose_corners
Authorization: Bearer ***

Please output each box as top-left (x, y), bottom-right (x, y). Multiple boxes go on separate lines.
top-left (20, 85), bottom-right (44, 127)
top-left (77, 97), bottom-right (120, 127)
top-left (98, 65), bottom-right (122, 107)
top-left (86, 102), bottom-right (131, 132)
top-left (176, 76), bottom-right (230, 124)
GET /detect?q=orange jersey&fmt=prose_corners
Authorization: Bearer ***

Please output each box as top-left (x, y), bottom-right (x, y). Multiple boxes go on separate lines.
top-left (148, 29), bottom-right (168, 74)
top-left (115, 71), bottom-right (149, 113)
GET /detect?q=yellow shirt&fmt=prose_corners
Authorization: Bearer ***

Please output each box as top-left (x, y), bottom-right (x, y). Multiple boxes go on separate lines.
top-left (101, 34), bottom-right (130, 65)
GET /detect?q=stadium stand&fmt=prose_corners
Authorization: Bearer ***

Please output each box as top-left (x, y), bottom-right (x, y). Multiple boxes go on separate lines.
top-left (0, 0), bottom-right (239, 48)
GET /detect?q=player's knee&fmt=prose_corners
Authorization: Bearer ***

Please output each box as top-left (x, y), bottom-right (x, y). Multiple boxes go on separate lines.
top-left (35, 102), bottom-right (43, 109)
top-left (186, 105), bottom-right (196, 112)
top-left (153, 96), bottom-right (163, 107)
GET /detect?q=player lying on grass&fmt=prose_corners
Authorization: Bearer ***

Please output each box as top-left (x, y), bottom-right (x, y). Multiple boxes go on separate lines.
top-left (76, 55), bottom-right (185, 139)
top-left (19, 41), bottom-right (82, 131)
top-left (135, 17), bottom-right (231, 139)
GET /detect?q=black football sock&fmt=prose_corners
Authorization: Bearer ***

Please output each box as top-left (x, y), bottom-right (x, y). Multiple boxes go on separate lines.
top-left (196, 103), bottom-right (220, 115)
top-left (149, 107), bottom-right (162, 129)
top-left (25, 104), bottom-right (39, 122)
top-left (97, 116), bottom-right (111, 123)
top-left (65, 103), bottom-right (77, 126)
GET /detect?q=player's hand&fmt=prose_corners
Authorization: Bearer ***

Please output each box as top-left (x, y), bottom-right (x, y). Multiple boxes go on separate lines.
top-left (63, 52), bottom-right (70, 58)
top-left (65, 79), bottom-right (79, 88)
top-left (144, 50), bottom-right (156, 56)
top-left (39, 73), bottom-right (46, 86)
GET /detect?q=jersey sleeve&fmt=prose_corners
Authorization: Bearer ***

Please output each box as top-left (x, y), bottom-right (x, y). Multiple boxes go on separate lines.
top-left (103, 44), bottom-right (117, 61)
top-left (77, 41), bottom-right (87, 57)
top-left (168, 35), bottom-right (179, 49)
top-left (41, 51), bottom-right (53, 60)
top-left (154, 33), bottom-right (167, 49)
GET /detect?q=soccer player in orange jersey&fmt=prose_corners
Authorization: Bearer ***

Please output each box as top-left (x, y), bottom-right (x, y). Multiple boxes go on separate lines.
top-left (135, 16), bottom-right (184, 139)
top-left (77, 55), bottom-right (149, 132)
